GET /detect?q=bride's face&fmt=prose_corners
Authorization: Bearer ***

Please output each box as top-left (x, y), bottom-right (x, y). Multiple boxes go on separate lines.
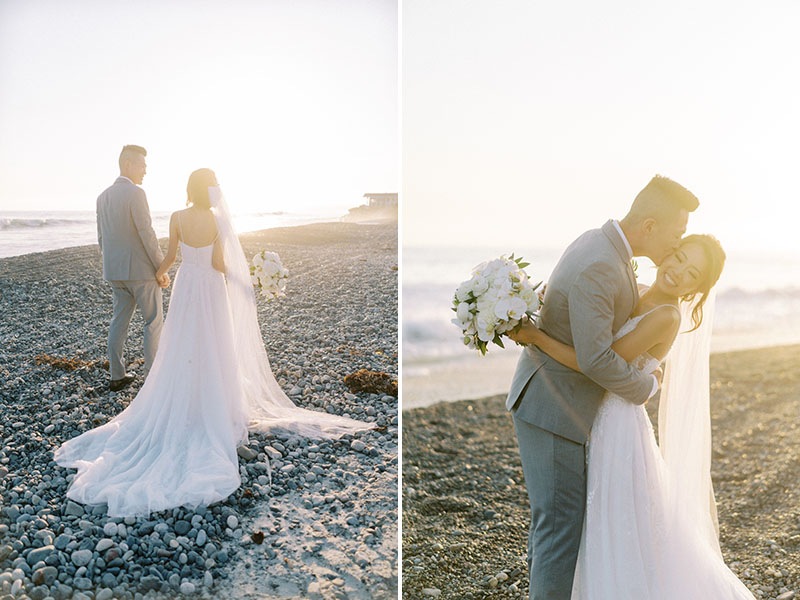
top-left (654, 242), bottom-right (709, 297)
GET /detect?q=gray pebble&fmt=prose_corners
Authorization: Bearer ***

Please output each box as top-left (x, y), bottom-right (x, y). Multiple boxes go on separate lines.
top-left (64, 500), bottom-right (84, 517)
top-left (70, 549), bottom-right (92, 567)
top-left (180, 581), bottom-right (196, 594)
top-left (26, 545), bottom-right (54, 565)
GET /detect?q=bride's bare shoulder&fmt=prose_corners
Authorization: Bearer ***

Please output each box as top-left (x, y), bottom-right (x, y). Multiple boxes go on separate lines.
top-left (642, 305), bottom-right (681, 357)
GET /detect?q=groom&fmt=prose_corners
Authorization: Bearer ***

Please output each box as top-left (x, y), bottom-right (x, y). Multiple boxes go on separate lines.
top-left (96, 145), bottom-right (169, 392)
top-left (506, 175), bottom-right (699, 599)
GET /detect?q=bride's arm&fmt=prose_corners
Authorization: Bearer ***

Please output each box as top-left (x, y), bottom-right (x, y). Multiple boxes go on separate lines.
top-left (156, 213), bottom-right (179, 283)
top-left (212, 238), bottom-right (225, 273)
top-left (508, 307), bottom-right (680, 372)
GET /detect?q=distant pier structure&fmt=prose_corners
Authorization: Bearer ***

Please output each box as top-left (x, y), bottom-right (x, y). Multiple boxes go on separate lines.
top-left (364, 193), bottom-right (398, 208)
top-left (342, 192), bottom-right (398, 222)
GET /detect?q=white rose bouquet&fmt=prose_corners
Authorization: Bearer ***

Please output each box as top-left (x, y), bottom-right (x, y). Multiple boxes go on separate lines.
top-left (451, 254), bottom-right (543, 355)
top-left (250, 250), bottom-right (288, 301)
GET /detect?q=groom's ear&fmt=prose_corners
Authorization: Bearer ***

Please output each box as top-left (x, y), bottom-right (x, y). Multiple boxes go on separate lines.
top-left (641, 217), bottom-right (657, 236)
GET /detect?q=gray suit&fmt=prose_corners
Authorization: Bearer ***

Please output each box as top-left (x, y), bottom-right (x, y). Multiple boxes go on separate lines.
top-left (96, 177), bottom-right (164, 379)
top-left (507, 220), bottom-right (654, 599)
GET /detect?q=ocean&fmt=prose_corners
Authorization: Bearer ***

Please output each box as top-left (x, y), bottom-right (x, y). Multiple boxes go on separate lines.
top-left (0, 209), bottom-right (343, 259)
top-left (403, 244), bottom-right (800, 410)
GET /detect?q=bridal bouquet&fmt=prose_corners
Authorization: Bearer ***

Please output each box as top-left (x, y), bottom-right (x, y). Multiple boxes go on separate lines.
top-left (250, 251), bottom-right (288, 301)
top-left (452, 254), bottom-right (542, 355)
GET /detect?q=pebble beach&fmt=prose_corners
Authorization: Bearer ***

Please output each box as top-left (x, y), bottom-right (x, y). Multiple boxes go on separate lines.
top-left (402, 344), bottom-right (800, 600)
top-left (0, 222), bottom-right (398, 600)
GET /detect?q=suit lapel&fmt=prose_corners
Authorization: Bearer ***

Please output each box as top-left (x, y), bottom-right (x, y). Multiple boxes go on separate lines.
top-left (601, 220), bottom-right (639, 311)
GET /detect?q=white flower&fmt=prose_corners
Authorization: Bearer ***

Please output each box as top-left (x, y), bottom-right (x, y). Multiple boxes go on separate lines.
top-left (453, 253), bottom-right (543, 354)
top-left (471, 275), bottom-right (489, 296)
top-left (251, 250), bottom-right (288, 301)
top-left (455, 280), bottom-right (474, 302)
top-left (507, 297), bottom-right (528, 320)
top-left (456, 301), bottom-right (472, 321)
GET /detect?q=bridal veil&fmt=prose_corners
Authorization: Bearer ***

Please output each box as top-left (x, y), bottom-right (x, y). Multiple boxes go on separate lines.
top-left (658, 290), bottom-right (720, 555)
top-left (209, 186), bottom-right (375, 439)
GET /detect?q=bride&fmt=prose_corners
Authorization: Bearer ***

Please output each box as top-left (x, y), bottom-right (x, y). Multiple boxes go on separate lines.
top-left (510, 234), bottom-right (755, 599)
top-left (55, 168), bottom-right (374, 517)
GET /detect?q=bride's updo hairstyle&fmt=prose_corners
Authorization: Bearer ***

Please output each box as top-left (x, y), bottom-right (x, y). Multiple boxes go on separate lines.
top-left (186, 168), bottom-right (217, 210)
top-left (679, 234), bottom-right (726, 332)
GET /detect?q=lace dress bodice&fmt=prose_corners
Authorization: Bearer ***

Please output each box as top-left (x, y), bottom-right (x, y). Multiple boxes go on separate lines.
top-left (179, 241), bottom-right (215, 268)
top-left (597, 305), bottom-right (676, 418)
top-left (611, 308), bottom-right (668, 377)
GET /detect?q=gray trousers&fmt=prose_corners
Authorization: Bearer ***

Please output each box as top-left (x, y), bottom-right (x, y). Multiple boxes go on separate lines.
top-left (512, 414), bottom-right (586, 600)
top-left (108, 280), bottom-right (163, 380)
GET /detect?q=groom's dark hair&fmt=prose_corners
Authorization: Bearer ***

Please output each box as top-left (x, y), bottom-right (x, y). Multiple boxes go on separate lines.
top-left (625, 175), bottom-right (699, 223)
top-left (119, 145), bottom-right (147, 169)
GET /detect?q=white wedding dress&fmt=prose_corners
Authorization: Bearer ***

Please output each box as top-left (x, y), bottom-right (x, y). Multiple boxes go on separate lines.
top-left (55, 241), bottom-right (248, 517)
top-left (55, 186), bottom-right (375, 517)
top-left (571, 305), bottom-right (755, 600)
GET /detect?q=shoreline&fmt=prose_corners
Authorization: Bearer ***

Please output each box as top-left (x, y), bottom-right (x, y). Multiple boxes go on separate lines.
top-left (0, 217), bottom-right (398, 261)
top-left (402, 343), bottom-right (800, 599)
top-left (0, 222), bottom-right (398, 599)
top-left (403, 341), bottom-right (800, 411)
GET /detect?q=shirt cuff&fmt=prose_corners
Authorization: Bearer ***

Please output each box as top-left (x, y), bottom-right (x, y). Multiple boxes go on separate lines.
top-left (648, 375), bottom-right (659, 399)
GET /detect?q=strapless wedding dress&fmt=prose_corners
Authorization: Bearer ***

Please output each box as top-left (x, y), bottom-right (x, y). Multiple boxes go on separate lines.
top-left (55, 241), bottom-right (248, 517)
top-left (571, 307), bottom-right (755, 600)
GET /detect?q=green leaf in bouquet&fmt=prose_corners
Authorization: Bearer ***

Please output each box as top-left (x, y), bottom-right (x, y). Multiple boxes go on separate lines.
top-left (493, 334), bottom-right (505, 349)
top-left (518, 261), bottom-right (530, 268)
top-left (508, 252), bottom-right (515, 260)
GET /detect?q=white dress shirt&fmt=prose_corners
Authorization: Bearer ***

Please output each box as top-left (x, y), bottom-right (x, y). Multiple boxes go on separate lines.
top-left (612, 219), bottom-right (660, 399)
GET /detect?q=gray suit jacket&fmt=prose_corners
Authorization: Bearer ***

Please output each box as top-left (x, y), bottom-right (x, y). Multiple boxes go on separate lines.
top-left (96, 177), bottom-right (163, 281)
top-left (506, 220), bottom-right (654, 444)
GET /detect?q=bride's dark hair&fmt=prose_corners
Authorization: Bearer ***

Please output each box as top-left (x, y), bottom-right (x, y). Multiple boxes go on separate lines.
top-left (679, 234), bottom-right (726, 331)
top-left (186, 168), bottom-right (217, 210)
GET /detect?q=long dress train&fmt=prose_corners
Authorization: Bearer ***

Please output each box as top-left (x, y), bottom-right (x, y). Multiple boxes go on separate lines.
top-left (56, 186), bottom-right (376, 517)
top-left (55, 242), bottom-right (249, 517)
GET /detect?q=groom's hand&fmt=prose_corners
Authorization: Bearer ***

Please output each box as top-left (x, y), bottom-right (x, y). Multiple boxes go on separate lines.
top-left (652, 366), bottom-right (664, 387)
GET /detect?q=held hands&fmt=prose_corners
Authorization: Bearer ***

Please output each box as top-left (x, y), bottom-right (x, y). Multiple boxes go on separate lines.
top-left (156, 273), bottom-right (170, 288)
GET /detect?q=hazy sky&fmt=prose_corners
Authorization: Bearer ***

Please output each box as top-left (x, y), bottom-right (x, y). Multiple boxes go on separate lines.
top-left (403, 0), bottom-right (800, 255)
top-left (0, 0), bottom-right (397, 214)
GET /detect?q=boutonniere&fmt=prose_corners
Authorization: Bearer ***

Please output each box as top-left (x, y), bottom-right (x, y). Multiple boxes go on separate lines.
top-left (631, 258), bottom-right (639, 279)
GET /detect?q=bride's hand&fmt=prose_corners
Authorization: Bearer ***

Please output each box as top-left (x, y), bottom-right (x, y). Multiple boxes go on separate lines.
top-left (507, 318), bottom-right (541, 345)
